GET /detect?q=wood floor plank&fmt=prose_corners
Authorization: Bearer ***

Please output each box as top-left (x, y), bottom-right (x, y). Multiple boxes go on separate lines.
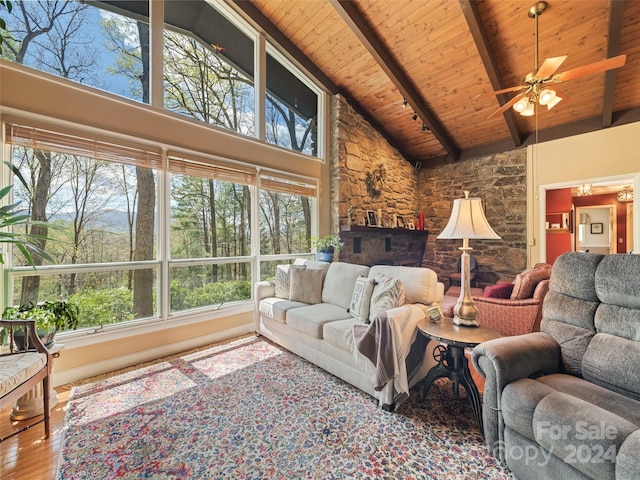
top-left (1, 387), bottom-right (71, 480)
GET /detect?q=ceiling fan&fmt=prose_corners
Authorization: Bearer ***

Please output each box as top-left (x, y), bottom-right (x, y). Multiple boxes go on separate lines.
top-left (485, 1), bottom-right (627, 119)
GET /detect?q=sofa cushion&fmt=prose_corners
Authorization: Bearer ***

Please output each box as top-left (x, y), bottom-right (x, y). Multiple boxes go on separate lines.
top-left (322, 262), bottom-right (370, 309)
top-left (369, 265), bottom-right (437, 305)
top-left (511, 268), bottom-right (550, 300)
top-left (286, 303), bottom-right (352, 339)
top-left (323, 318), bottom-right (362, 353)
top-left (369, 274), bottom-right (405, 321)
top-left (258, 297), bottom-right (308, 323)
top-left (483, 283), bottom-right (514, 299)
top-left (274, 264), bottom-right (291, 299)
top-left (349, 276), bottom-right (375, 322)
top-left (289, 266), bottom-right (325, 304)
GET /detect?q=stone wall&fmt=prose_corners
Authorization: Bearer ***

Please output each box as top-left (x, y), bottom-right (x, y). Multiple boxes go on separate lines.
top-left (331, 94), bottom-right (419, 232)
top-left (330, 93), bottom-right (528, 287)
top-left (418, 150), bottom-right (528, 287)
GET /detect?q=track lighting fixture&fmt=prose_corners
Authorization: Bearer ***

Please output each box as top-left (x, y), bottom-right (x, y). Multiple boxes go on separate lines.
top-left (422, 123), bottom-right (428, 131)
top-left (402, 99), bottom-right (408, 108)
top-left (412, 112), bottom-right (418, 121)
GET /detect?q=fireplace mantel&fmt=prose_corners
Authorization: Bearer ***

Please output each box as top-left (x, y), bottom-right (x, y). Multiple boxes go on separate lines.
top-left (338, 224), bottom-right (428, 267)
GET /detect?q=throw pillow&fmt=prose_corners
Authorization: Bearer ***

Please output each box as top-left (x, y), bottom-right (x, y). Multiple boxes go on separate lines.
top-left (510, 268), bottom-right (551, 300)
top-left (483, 283), bottom-right (514, 299)
top-left (274, 264), bottom-right (291, 299)
top-left (349, 276), bottom-right (375, 322)
top-left (369, 274), bottom-right (406, 321)
top-left (289, 266), bottom-right (324, 304)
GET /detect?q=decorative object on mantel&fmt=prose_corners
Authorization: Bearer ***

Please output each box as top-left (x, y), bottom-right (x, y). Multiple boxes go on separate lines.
top-left (366, 210), bottom-right (377, 227)
top-left (365, 164), bottom-right (386, 197)
top-left (438, 191), bottom-right (501, 327)
top-left (310, 235), bottom-right (343, 262)
top-left (617, 187), bottom-right (633, 202)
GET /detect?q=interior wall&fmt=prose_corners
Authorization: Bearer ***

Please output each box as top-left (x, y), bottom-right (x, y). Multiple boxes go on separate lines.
top-left (545, 188), bottom-right (573, 264)
top-left (528, 121), bottom-right (640, 263)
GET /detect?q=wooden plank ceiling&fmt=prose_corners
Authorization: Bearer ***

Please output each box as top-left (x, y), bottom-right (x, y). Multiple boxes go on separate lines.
top-left (234, 0), bottom-right (640, 168)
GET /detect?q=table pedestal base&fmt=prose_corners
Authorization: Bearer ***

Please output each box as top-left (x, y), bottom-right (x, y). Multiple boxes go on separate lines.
top-left (422, 343), bottom-right (484, 436)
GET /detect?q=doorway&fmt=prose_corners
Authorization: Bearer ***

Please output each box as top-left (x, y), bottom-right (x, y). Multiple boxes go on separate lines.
top-left (575, 205), bottom-right (616, 255)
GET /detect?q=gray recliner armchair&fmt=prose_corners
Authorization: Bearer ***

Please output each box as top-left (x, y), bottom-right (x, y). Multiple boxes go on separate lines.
top-left (472, 252), bottom-right (640, 480)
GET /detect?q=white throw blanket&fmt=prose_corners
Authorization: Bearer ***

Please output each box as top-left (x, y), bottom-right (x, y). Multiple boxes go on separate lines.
top-left (353, 304), bottom-right (429, 409)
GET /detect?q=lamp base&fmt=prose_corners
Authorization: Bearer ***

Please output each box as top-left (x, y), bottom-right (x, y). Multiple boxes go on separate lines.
top-left (453, 246), bottom-right (480, 328)
top-left (453, 315), bottom-right (480, 328)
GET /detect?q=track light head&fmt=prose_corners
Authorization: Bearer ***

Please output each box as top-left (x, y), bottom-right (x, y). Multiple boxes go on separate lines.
top-left (402, 99), bottom-right (408, 108)
top-left (412, 112), bottom-right (418, 121)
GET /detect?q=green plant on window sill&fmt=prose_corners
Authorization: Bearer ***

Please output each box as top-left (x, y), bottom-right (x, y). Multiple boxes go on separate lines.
top-left (2, 300), bottom-right (79, 346)
top-left (310, 234), bottom-right (344, 253)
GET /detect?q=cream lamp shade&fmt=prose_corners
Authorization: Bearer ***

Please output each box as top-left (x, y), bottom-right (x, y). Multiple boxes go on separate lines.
top-left (438, 191), bottom-right (500, 327)
top-left (438, 193), bottom-right (501, 241)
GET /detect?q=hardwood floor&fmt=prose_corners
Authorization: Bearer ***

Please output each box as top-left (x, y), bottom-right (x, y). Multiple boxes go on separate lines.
top-left (1, 386), bottom-right (72, 480)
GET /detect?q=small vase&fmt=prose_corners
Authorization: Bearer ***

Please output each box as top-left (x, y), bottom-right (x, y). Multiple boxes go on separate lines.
top-left (316, 248), bottom-right (334, 262)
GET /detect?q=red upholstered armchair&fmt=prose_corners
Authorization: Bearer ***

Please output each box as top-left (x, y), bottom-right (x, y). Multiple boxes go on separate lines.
top-left (473, 278), bottom-right (550, 337)
top-left (442, 263), bottom-right (552, 337)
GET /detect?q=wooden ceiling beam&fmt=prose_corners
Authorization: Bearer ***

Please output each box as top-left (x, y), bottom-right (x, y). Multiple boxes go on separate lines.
top-left (230, 0), bottom-right (339, 94)
top-left (602, 0), bottom-right (625, 128)
top-left (230, 0), bottom-right (418, 165)
top-left (459, 0), bottom-right (522, 148)
top-left (330, 0), bottom-right (460, 161)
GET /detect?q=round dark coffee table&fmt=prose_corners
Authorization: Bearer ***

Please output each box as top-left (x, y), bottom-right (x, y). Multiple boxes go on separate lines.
top-left (417, 318), bottom-right (500, 437)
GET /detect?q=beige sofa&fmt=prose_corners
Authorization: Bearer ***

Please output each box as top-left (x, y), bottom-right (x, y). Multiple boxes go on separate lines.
top-left (254, 260), bottom-right (444, 409)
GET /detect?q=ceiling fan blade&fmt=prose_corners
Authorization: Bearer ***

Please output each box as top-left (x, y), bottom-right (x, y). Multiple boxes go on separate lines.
top-left (474, 84), bottom-right (527, 99)
top-left (552, 55), bottom-right (627, 83)
top-left (535, 55), bottom-right (568, 79)
top-left (487, 92), bottom-right (526, 119)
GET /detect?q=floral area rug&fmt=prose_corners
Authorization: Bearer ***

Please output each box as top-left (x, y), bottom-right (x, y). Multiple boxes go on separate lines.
top-left (56, 336), bottom-right (514, 479)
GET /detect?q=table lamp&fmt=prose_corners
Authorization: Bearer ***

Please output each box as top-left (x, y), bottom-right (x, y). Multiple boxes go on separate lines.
top-left (438, 191), bottom-right (501, 327)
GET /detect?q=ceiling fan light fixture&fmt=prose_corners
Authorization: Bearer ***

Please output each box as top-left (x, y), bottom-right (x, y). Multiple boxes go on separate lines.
top-left (513, 96), bottom-right (530, 113)
top-left (538, 88), bottom-right (556, 105)
top-left (521, 102), bottom-right (536, 116)
top-left (545, 95), bottom-right (563, 109)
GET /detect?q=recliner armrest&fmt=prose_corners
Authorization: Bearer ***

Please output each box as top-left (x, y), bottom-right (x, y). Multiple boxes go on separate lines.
top-left (472, 332), bottom-right (561, 386)
top-left (471, 332), bottom-right (561, 458)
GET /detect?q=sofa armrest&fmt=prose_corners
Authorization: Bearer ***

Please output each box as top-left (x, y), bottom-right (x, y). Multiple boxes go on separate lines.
top-left (254, 281), bottom-right (276, 331)
top-left (471, 332), bottom-right (561, 458)
top-left (255, 280), bottom-right (275, 301)
top-left (434, 281), bottom-right (444, 306)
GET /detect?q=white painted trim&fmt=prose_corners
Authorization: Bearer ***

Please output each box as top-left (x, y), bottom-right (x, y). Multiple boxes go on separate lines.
top-left (52, 323), bottom-right (254, 386)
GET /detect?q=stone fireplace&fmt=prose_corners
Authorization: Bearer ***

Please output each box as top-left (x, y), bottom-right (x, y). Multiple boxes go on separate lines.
top-left (337, 225), bottom-right (428, 267)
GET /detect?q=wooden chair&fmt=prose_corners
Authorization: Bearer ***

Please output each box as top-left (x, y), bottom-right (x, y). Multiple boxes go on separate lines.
top-left (0, 320), bottom-right (52, 442)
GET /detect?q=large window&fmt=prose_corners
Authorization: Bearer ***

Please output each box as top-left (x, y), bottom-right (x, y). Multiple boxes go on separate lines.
top-left (5, 124), bottom-right (161, 329)
top-left (266, 52), bottom-right (319, 156)
top-left (0, 0), bottom-right (150, 103)
top-left (1, 1), bottom-right (324, 158)
top-left (3, 124), bottom-right (317, 331)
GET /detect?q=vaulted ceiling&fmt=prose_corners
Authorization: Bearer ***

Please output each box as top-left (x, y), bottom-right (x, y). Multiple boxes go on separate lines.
top-left (232, 0), bottom-right (640, 168)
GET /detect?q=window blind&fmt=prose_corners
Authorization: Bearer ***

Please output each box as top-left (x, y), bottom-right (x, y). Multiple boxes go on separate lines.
top-left (260, 174), bottom-right (317, 198)
top-left (167, 152), bottom-right (256, 186)
top-left (5, 123), bottom-right (163, 169)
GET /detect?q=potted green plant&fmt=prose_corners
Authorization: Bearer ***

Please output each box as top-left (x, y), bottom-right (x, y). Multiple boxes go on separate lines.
top-left (2, 300), bottom-right (79, 347)
top-left (311, 234), bottom-right (344, 262)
